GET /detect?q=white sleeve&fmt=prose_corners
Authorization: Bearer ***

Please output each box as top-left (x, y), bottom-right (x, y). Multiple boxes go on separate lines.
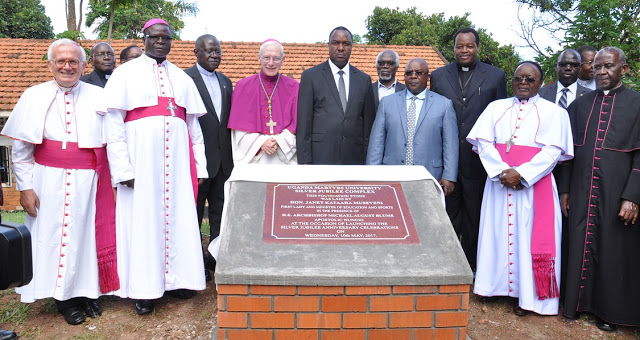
top-left (232, 129), bottom-right (268, 164)
top-left (476, 139), bottom-right (511, 181)
top-left (12, 140), bottom-right (35, 191)
top-left (104, 108), bottom-right (135, 184)
top-left (273, 129), bottom-right (297, 163)
top-left (515, 145), bottom-right (562, 187)
top-left (187, 114), bottom-right (208, 178)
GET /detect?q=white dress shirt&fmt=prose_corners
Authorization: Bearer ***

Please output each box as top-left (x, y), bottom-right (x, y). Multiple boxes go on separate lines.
top-left (196, 63), bottom-right (223, 120)
top-left (555, 81), bottom-right (578, 106)
top-left (378, 80), bottom-right (397, 101)
top-left (328, 59), bottom-right (350, 99)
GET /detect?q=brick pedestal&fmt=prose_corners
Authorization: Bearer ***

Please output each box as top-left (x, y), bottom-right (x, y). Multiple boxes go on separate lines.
top-left (217, 284), bottom-right (470, 340)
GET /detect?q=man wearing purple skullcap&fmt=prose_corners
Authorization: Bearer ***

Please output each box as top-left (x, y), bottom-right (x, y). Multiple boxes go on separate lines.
top-left (103, 18), bottom-right (208, 315)
top-left (227, 39), bottom-right (299, 164)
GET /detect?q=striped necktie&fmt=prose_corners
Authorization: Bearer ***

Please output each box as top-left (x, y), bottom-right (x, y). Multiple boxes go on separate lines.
top-left (558, 87), bottom-right (569, 109)
top-left (406, 96), bottom-right (417, 165)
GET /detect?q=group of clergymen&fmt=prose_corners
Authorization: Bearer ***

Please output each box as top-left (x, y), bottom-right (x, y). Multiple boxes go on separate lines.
top-left (1, 17), bottom-right (639, 334)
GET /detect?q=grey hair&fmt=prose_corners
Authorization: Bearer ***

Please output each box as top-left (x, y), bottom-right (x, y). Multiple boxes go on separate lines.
top-left (90, 42), bottom-right (114, 58)
top-left (598, 46), bottom-right (627, 65)
top-left (259, 40), bottom-right (284, 58)
top-left (376, 50), bottom-right (400, 66)
top-left (47, 39), bottom-right (86, 62)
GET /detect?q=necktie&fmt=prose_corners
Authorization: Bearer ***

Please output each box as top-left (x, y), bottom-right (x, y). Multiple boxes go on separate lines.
top-left (406, 96), bottom-right (417, 165)
top-left (558, 87), bottom-right (569, 109)
top-left (338, 70), bottom-right (347, 112)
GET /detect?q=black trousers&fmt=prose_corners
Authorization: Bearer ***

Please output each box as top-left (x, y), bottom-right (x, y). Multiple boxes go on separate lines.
top-left (196, 166), bottom-right (229, 247)
top-left (445, 173), bottom-right (485, 270)
top-left (54, 297), bottom-right (94, 313)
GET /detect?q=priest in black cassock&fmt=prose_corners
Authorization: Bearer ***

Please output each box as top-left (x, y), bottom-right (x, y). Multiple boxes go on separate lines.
top-left (561, 47), bottom-right (640, 331)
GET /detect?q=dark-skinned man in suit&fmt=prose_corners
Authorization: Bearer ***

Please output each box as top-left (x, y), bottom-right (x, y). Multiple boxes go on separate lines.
top-left (184, 34), bottom-right (233, 280)
top-left (297, 26), bottom-right (376, 165)
top-left (372, 49), bottom-right (406, 111)
top-left (430, 27), bottom-right (507, 272)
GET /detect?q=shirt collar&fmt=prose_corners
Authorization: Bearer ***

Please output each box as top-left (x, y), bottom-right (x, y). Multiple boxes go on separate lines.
top-left (196, 62), bottom-right (217, 77)
top-left (406, 88), bottom-right (427, 101)
top-left (557, 81), bottom-right (578, 94)
top-left (378, 80), bottom-right (397, 89)
top-left (143, 53), bottom-right (167, 67)
top-left (328, 59), bottom-right (350, 75)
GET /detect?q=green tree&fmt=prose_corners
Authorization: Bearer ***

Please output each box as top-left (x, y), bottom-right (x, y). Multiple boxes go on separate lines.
top-left (517, 0), bottom-right (640, 88)
top-left (365, 7), bottom-right (521, 93)
top-left (85, 0), bottom-right (198, 41)
top-left (0, 0), bottom-right (54, 39)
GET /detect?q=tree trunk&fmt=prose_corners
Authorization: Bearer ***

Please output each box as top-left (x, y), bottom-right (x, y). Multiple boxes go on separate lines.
top-left (66, 0), bottom-right (77, 31)
top-left (107, 0), bottom-right (115, 43)
top-left (76, 0), bottom-right (84, 31)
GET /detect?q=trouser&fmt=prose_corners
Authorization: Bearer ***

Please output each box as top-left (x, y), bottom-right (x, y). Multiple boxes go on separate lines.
top-left (445, 173), bottom-right (485, 270)
top-left (196, 166), bottom-right (229, 267)
top-left (54, 297), bottom-right (93, 313)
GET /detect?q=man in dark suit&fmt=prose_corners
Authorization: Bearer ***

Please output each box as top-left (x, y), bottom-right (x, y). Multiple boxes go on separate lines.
top-left (297, 26), bottom-right (376, 165)
top-left (184, 34), bottom-right (233, 278)
top-left (538, 49), bottom-right (590, 107)
top-left (373, 49), bottom-right (406, 110)
top-left (367, 58), bottom-right (458, 194)
top-left (80, 42), bottom-right (115, 88)
top-left (429, 28), bottom-right (507, 271)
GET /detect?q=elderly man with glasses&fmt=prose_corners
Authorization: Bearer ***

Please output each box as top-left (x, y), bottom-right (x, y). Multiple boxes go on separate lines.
top-left (102, 18), bottom-right (208, 315)
top-left (372, 49), bottom-right (406, 110)
top-left (227, 39), bottom-right (299, 165)
top-left (1, 38), bottom-right (118, 325)
top-left (80, 42), bottom-right (115, 88)
top-left (184, 34), bottom-right (233, 280)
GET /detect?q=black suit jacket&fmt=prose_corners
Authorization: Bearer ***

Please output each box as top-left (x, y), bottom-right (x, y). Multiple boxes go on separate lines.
top-left (538, 82), bottom-right (590, 105)
top-left (430, 61), bottom-right (507, 179)
top-left (80, 70), bottom-right (108, 88)
top-left (372, 80), bottom-right (406, 111)
top-left (296, 61), bottom-right (376, 164)
top-left (184, 65), bottom-right (233, 178)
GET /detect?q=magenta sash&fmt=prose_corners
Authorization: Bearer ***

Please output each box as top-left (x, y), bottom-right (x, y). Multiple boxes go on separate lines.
top-left (495, 143), bottom-right (559, 300)
top-left (124, 97), bottom-right (197, 203)
top-left (34, 139), bottom-right (120, 293)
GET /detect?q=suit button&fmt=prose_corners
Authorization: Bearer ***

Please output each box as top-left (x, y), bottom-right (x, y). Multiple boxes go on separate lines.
top-left (401, 160), bottom-right (405, 163)
top-left (461, 122), bottom-right (465, 127)
top-left (460, 139), bottom-right (465, 144)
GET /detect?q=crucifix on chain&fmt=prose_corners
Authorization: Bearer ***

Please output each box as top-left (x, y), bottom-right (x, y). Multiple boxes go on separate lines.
top-left (166, 98), bottom-right (177, 117)
top-left (505, 137), bottom-right (514, 152)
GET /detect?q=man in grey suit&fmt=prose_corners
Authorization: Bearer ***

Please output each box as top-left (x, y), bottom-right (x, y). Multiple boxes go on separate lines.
top-left (367, 58), bottom-right (458, 195)
top-left (429, 28), bottom-right (507, 271)
top-left (538, 49), bottom-right (590, 107)
top-left (184, 34), bottom-right (233, 279)
top-left (373, 49), bottom-right (406, 110)
top-left (80, 42), bottom-right (115, 88)
top-left (297, 26), bottom-right (376, 165)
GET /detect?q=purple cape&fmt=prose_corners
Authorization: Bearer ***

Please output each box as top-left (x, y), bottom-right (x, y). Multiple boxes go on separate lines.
top-left (228, 72), bottom-right (299, 135)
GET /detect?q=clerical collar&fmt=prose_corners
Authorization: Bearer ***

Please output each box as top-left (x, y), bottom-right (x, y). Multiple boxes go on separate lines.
top-left (93, 68), bottom-right (111, 81)
top-left (515, 94), bottom-right (540, 105)
top-left (260, 71), bottom-right (279, 83)
top-left (457, 61), bottom-right (477, 72)
top-left (53, 79), bottom-right (80, 92)
top-left (196, 62), bottom-right (216, 77)
top-left (601, 84), bottom-right (625, 96)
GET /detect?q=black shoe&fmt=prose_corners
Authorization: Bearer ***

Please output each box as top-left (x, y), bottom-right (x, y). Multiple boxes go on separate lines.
top-left (513, 305), bottom-right (528, 317)
top-left (0, 329), bottom-right (17, 340)
top-left (205, 268), bottom-right (212, 282)
top-left (80, 299), bottom-right (102, 318)
top-left (135, 300), bottom-right (154, 315)
top-left (204, 255), bottom-right (217, 272)
top-left (165, 289), bottom-right (197, 299)
top-left (595, 318), bottom-right (617, 332)
top-left (62, 306), bottom-right (86, 325)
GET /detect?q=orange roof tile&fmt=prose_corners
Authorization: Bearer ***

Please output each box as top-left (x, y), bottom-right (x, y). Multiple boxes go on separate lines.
top-left (0, 38), bottom-right (447, 111)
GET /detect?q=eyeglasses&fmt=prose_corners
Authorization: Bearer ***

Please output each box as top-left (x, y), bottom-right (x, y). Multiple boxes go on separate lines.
top-left (199, 49), bottom-right (223, 57)
top-left (557, 62), bottom-right (580, 68)
top-left (94, 52), bottom-right (115, 58)
top-left (53, 59), bottom-right (81, 68)
top-left (260, 56), bottom-right (283, 63)
top-left (377, 60), bottom-right (396, 66)
top-left (145, 35), bottom-right (172, 43)
top-left (512, 76), bottom-right (537, 84)
top-left (404, 70), bottom-right (427, 77)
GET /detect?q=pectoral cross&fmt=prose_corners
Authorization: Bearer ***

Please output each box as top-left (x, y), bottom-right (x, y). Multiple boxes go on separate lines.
top-left (166, 99), bottom-right (177, 117)
top-left (506, 137), bottom-right (514, 153)
top-left (266, 118), bottom-right (277, 135)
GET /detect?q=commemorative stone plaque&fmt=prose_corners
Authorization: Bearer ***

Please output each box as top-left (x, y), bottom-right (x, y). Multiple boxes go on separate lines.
top-left (263, 182), bottom-right (419, 244)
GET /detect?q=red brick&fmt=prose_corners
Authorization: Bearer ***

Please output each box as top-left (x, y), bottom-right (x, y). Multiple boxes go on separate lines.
top-left (217, 312), bottom-right (247, 328)
top-left (369, 329), bottom-right (413, 340)
top-left (435, 311), bottom-right (468, 327)
top-left (218, 328), bottom-right (225, 340)
top-left (461, 293), bottom-right (469, 310)
top-left (345, 286), bottom-right (391, 295)
top-left (226, 296), bottom-right (271, 312)
top-left (416, 295), bottom-right (460, 310)
top-left (389, 311), bottom-right (433, 328)
top-left (343, 313), bottom-right (387, 328)
top-left (275, 329), bottom-right (319, 340)
top-left (322, 296), bottom-right (367, 312)
top-left (439, 285), bottom-right (470, 294)
top-left (274, 296), bottom-right (319, 312)
top-left (298, 286), bottom-right (344, 295)
top-left (321, 329), bottom-right (366, 340)
top-left (227, 329), bottom-right (272, 340)
top-left (370, 296), bottom-right (414, 311)
top-left (251, 313), bottom-right (295, 328)
top-left (251, 285), bottom-right (296, 295)
top-left (218, 296), bottom-right (226, 311)
top-left (297, 313), bottom-right (341, 329)
top-left (415, 329), bottom-right (436, 339)
top-left (434, 328), bottom-right (457, 339)
top-left (217, 284), bottom-right (249, 295)
top-left (393, 286), bottom-right (438, 294)
top-left (459, 327), bottom-right (467, 339)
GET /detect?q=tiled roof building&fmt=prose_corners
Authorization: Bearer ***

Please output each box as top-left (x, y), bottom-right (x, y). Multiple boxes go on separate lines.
top-left (0, 38), bottom-right (447, 210)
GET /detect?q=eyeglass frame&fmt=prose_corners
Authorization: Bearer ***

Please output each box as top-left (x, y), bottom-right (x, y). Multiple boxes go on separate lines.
top-left (145, 34), bottom-right (173, 43)
top-left (197, 49), bottom-right (223, 57)
top-left (51, 59), bottom-right (83, 68)
top-left (404, 70), bottom-right (428, 77)
top-left (260, 55), bottom-right (283, 63)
